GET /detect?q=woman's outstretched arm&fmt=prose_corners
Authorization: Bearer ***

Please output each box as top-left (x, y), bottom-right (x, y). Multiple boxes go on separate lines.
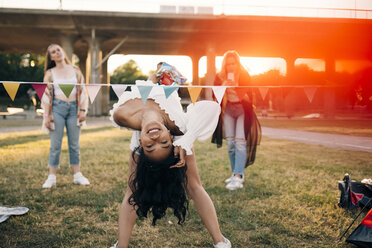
top-left (112, 101), bottom-right (142, 130)
top-left (117, 153), bottom-right (139, 248)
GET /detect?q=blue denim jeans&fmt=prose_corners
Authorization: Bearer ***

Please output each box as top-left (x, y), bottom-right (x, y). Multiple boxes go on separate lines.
top-left (223, 103), bottom-right (247, 176)
top-left (48, 99), bottom-right (80, 167)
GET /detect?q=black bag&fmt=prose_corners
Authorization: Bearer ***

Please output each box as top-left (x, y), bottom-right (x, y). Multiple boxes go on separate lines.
top-left (338, 174), bottom-right (372, 210)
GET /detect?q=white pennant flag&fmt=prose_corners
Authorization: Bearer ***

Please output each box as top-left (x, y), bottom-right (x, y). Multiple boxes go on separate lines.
top-left (304, 87), bottom-right (317, 103)
top-left (111, 84), bottom-right (127, 98)
top-left (212, 86), bottom-right (226, 104)
top-left (258, 87), bottom-right (269, 101)
top-left (86, 85), bottom-right (101, 104)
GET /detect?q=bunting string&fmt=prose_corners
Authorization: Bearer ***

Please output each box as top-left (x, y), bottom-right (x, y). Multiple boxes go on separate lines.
top-left (0, 81), bottom-right (342, 88)
top-left (0, 80), bottom-right (343, 104)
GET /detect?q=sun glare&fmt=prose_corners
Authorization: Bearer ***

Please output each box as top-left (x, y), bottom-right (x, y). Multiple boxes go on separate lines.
top-left (295, 59), bottom-right (325, 71)
top-left (108, 55), bottom-right (288, 83)
top-left (336, 60), bottom-right (372, 73)
top-left (199, 56), bottom-right (286, 77)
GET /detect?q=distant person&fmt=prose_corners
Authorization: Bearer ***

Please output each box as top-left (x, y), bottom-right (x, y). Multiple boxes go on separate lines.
top-left (27, 88), bottom-right (37, 111)
top-left (212, 50), bottom-right (261, 190)
top-left (40, 44), bottom-right (90, 188)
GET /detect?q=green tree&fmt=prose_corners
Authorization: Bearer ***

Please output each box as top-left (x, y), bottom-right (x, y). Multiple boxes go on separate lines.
top-left (0, 53), bottom-right (45, 107)
top-left (110, 59), bottom-right (147, 85)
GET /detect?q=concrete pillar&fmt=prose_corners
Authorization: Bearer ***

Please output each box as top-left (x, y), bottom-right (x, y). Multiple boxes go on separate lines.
top-left (205, 46), bottom-right (216, 85)
top-left (191, 54), bottom-right (201, 85)
top-left (204, 45), bottom-right (216, 100)
top-left (100, 53), bottom-right (110, 115)
top-left (285, 57), bottom-right (296, 83)
top-left (60, 35), bottom-right (75, 62)
top-left (88, 30), bottom-right (102, 116)
top-left (284, 57), bottom-right (296, 117)
top-left (78, 53), bottom-right (87, 80)
top-left (324, 58), bottom-right (336, 118)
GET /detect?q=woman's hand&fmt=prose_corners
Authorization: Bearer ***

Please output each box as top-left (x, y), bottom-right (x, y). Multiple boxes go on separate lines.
top-left (79, 111), bottom-right (86, 122)
top-left (170, 146), bottom-right (186, 168)
top-left (148, 73), bottom-right (159, 84)
top-left (45, 119), bottom-right (52, 130)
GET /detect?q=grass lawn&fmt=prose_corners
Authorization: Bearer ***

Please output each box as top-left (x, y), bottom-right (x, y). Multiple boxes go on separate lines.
top-left (259, 118), bottom-right (372, 137)
top-left (0, 127), bottom-right (371, 247)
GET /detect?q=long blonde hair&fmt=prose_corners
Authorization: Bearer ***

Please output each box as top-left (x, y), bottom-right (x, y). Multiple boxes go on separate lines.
top-left (218, 50), bottom-right (246, 81)
top-left (44, 44), bottom-right (72, 71)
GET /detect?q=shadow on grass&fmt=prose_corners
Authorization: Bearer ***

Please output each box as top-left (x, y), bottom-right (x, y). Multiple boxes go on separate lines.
top-left (0, 181), bottom-right (126, 248)
top-left (0, 180), bottom-right (126, 208)
top-left (0, 227), bottom-right (65, 248)
top-left (0, 126), bottom-right (114, 148)
top-left (207, 183), bottom-right (275, 200)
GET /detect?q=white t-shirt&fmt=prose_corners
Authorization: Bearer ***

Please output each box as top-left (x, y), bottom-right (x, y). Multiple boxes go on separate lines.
top-left (110, 80), bottom-right (221, 155)
top-left (51, 69), bottom-right (77, 96)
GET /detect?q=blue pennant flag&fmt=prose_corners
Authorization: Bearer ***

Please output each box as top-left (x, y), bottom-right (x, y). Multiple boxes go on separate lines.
top-left (137, 85), bottom-right (153, 103)
top-left (163, 85), bottom-right (179, 98)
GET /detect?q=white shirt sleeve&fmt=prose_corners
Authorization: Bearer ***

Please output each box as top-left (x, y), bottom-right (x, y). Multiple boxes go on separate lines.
top-left (173, 101), bottom-right (221, 155)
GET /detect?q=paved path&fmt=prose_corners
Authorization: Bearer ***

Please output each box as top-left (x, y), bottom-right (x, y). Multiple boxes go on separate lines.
top-left (262, 127), bottom-right (372, 153)
top-left (0, 117), bottom-right (112, 133)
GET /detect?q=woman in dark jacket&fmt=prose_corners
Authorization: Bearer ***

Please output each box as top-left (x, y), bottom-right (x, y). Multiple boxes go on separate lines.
top-left (212, 50), bottom-right (261, 190)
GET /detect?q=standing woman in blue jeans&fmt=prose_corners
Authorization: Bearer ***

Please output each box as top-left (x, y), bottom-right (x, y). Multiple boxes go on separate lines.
top-left (212, 50), bottom-right (261, 190)
top-left (41, 44), bottom-right (90, 188)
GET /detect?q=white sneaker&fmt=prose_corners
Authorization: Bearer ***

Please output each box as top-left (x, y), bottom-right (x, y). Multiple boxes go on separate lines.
top-left (213, 236), bottom-right (231, 248)
top-left (73, 172), bottom-right (90, 185)
top-left (42, 174), bottom-right (56, 188)
top-left (226, 176), bottom-right (243, 190)
top-left (110, 241), bottom-right (118, 248)
top-left (224, 174), bottom-right (234, 183)
top-left (225, 174), bottom-right (244, 183)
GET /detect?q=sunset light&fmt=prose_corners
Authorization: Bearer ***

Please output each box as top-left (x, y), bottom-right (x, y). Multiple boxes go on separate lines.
top-left (1, 2), bottom-right (372, 247)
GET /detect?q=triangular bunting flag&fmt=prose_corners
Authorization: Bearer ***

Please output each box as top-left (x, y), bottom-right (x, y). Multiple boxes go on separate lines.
top-left (2, 82), bottom-right (20, 101)
top-left (304, 87), bottom-right (317, 103)
top-left (58, 84), bottom-right (75, 98)
top-left (163, 85), bottom-right (179, 99)
top-left (212, 86), bottom-right (226, 104)
top-left (86, 85), bottom-right (101, 104)
top-left (187, 87), bottom-right (202, 104)
top-left (137, 85), bottom-right (153, 103)
top-left (31, 83), bottom-right (48, 100)
top-left (111, 84), bottom-right (127, 98)
top-left (258, 87), bottom-right (269, 101)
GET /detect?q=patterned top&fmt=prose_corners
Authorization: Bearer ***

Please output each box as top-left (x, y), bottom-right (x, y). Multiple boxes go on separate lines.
top-left (41, 66), bottom-right (89, 133)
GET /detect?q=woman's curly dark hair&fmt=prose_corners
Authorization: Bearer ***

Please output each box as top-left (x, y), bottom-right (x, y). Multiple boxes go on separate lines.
top-left (128, 146), bottom-right (189, 226)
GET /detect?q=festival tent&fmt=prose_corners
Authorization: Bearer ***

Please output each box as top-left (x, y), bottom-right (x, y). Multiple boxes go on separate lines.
top-left (346, 208), bottom-right (372, 248)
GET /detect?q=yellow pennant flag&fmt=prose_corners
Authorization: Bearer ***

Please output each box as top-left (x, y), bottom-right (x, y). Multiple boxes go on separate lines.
top-left (2, 82), bottom-right (20, 101)
top-left (187, 87), bottom-right (202, 104)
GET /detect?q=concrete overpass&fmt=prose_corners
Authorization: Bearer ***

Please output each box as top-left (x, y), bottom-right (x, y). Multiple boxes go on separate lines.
top-left (1, 8), bottom-right (372, 114)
